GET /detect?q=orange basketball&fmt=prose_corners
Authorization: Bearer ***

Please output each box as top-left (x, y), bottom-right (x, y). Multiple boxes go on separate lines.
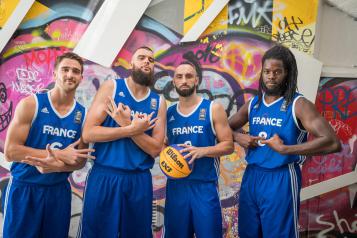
top-left (159, 144), bottom-right (193, 179)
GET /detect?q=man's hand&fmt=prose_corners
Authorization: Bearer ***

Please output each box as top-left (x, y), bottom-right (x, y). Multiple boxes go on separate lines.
top-left (130, 112), bottom-right (157, 135)
top-left (178, 144), bottom-right (207, 165)
top-left (22, 144), bottom-right (66, 173)
top-left (261, 134), bottom-right (286, 154)
top-left (54, 140), bottom-right (95, 165)
top-left (233, 132), bottom-right (264, 149)
top-left (105, 96), bottom-right (131, 127)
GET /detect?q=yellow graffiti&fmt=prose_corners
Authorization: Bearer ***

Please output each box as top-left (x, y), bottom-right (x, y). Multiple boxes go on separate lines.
top-left (272, 0), bottom-right (318, 54)
top-left (113, 57), bottom-right (131, 69)
top-left (220, 144), bottom-right (247, 185)
top-left (184, 0), bottom-right (228, 36)
top-left (0, 0), bottom-right (20, 27)
top-left (22, 1), bottom-right (53, 23)
top-left (221, 42), bottom-right (265, 87)
top-left (2, 41), bottom-right (75, 58)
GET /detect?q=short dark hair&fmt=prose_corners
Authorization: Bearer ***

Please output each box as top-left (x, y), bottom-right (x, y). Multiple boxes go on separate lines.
top-left (177, 59), bottom-right (202, 82)
top-left (133, 46), bottom-right (154, 54)
top-left (54, 52), bottom-right (84, 74)
top-left (258, 44), bottom-right (298, 104)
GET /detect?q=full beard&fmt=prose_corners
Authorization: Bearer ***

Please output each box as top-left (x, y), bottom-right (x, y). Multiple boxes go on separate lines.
top-left (132, 68), bottom-right (154, 87)
top-left (175, 85), bottom-right (196, 97)
top-left (262, 82), bottom-right (286, 96)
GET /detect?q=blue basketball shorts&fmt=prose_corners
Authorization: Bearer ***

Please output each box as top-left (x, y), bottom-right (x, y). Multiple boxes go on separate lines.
top-left (163, 179), bottom-right (222, 238)
top-left (2, 178), bottom-right (71, 238)
top-left (238, 163), bottom-right (301, 238)
top-left (77, 164), bottom-right (153, 238)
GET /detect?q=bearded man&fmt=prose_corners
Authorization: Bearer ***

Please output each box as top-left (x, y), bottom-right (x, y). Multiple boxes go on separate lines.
top-left (163, 61), bottom-right (233, 238)
top-left (78, 46), bottom-right (166, 238)
top-left (229, 45), bottom-right (341, 238)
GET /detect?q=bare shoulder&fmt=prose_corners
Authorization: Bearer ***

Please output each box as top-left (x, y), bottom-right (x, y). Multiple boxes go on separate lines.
top-left (211, 101), bottom-right (227, 119)
top-left (295, 97), bottom-right (318, 113)
top-left (159, 95), bottom-right (167, 110)
top-left (98, 78), bottom-right (115, 93)
top-left (211, 101), bottom-right (225, 112)
top-left (15, 95), bottom-right (36, 118)
top-left (4, 95), bottom-right (37, 135)
top-left (237, 99), bottom-right (252, 115)
top-left (295, 96), bottom-right (314, 107)
top-left (21, 94), bottom-right (36, 107)
top-left (294, 96), bottom-right (321, 122)
top-left (91, 79), bottom-right (115, 105)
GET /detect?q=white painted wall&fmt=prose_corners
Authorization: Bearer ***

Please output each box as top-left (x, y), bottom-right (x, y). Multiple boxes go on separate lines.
top-left (145, 0), bottom-right (184, 34)
top-left (315, 0), bottom-right (357, 77)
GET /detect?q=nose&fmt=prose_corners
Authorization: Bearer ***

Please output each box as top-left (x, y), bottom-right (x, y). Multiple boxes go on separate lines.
top-left (64, 69), bottom-right (76, 79)
top-left (143, 57), bottom-right (150, 65)
top-left (66, 70), bottom-right (73, 78)
top-left (181, 76), bottom-right (188, 84)
top-left (266, 72), bottom-right (276, 80)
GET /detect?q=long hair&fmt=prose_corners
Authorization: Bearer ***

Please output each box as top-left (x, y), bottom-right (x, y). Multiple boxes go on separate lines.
top-left (258, 44), bottom-right (298, 105)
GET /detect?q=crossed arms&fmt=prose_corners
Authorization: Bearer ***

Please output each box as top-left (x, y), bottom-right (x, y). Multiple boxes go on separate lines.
top-left (82, 79), bottom-right (166, 158)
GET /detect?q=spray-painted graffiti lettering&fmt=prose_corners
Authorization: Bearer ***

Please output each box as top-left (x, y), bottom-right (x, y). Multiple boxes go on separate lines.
top-left (184, 43), bottom-right (221, 63)
top-left (316, 211), bottom-right (357, 237)
top-left (24, 47), bottom-right (67, 68)
top-left (307, 157), bottom-right (343, 174)
top-left (318, 85), bottom-right (357, 120)
top-left (11, 68), bottom-right (45, 95)
top-left (228, 0), bottom-right (273, 28)
top-left (272, 16), bottom-right (315, 53)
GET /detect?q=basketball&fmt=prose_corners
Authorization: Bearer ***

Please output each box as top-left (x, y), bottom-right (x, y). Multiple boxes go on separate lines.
top-left (159, 144), bottom-right (193, 179)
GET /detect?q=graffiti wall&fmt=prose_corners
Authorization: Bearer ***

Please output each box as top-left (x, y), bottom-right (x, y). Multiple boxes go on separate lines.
top-left (1, 0), bottom-right (354, 238)
top-left (0, 0), bottom-right (21, 29)
top-left (300, 77), bottom-right (357, 237)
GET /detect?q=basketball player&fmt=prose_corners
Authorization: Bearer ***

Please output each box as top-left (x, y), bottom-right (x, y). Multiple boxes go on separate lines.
top-left (77, 46), bottom-right (166, 238)
top-left (229, 45), bottom-right (341, 238)
top-left (3, 52), bottom-right (94, 238)
top-left (163, 61), bottom-right (234, 238)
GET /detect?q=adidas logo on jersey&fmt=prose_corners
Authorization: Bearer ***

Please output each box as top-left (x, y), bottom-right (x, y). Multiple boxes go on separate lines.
top-left (41, 107), bottom-right (49, 113)
top-left (169, 116), bottom-right (175, 122)
top-left (118, 91), bottom-right (125, 97)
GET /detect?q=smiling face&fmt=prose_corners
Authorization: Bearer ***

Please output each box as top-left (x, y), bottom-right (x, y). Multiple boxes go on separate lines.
top-left (53, 58), bottom-right (83, 93)
top-left (130, 48), bottom-right (155, 86)
top-left (261, 58), bottom-right (288, 96)
top-left (173, 64), bottom-right (198, 97)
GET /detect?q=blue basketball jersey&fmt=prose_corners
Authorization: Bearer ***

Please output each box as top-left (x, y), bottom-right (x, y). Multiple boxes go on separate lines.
top-left (10, 92), bottom-right (86, 185)
top-left (166, 98), bottom-right (218, 182)
top-left (246, 93), bottom-right (307, 168)
top-left (93, 78), bottom-right (160, 171)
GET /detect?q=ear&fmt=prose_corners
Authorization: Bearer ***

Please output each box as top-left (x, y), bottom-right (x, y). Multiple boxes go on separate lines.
top-left (53, 70), bottom-right (57, 80)
top-left (171, 78), bottom-right (176, 88)
top-left (195, 75), bottom-right (199, 87)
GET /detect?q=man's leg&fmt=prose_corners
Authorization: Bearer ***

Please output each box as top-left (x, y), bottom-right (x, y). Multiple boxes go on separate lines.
top-left (2, 179), bottom-right (43, 238)
top-left (77, 166), bottom-right (122, 238)
top-left (42, 181), bottom-right (72, 238)
top-left (164, 180), bottom-right (194, 238)
top-left (259, 164), bottom-right (301, 238)
top-left (238, 166), bottom-right (263, 238)
top-left (120, 171), bottom-right (153, 238)
top-left (191, 181), bottom-right (222, 238)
